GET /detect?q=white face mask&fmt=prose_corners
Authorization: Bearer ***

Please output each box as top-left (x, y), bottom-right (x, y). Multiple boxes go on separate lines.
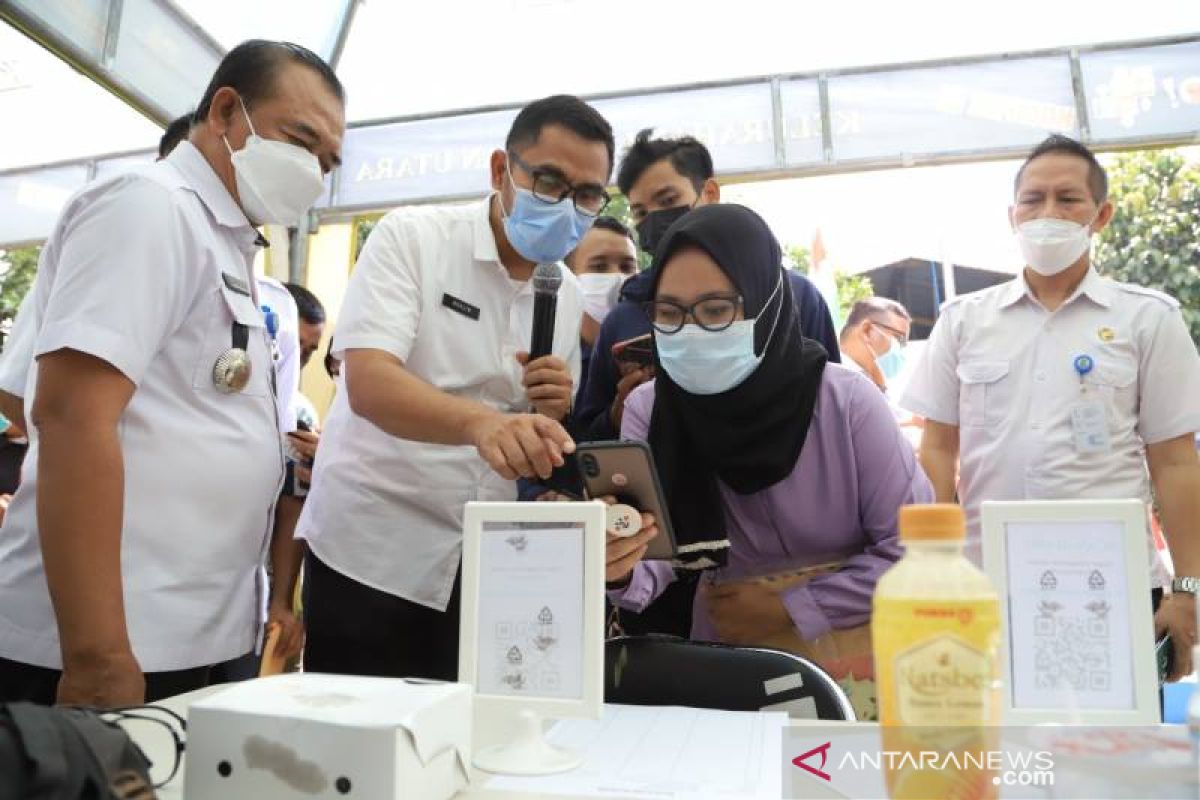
top-left (1015, 216), bottom-right (1095, 276)
top-left (577, 272), bottom-right (625, 323)
top-left (223, 98), bottom-right (325, 226)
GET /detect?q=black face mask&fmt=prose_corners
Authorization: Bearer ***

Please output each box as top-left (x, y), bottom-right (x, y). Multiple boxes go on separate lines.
top-left (636, 203), bottom-right (692, 257)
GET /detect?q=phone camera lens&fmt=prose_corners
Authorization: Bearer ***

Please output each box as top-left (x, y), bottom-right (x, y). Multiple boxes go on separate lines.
top-left (581, 454), bottom-right (599, 477)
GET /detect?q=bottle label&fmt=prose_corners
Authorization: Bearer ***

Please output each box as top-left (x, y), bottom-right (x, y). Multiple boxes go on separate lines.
top-left (896, 634), bottom-right (993, 725)
top-left (875, 598), bottom-right (1001, 726)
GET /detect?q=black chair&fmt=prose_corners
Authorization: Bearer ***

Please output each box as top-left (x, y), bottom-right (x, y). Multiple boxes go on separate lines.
top-left (604, 635), bottom-right (856, 721)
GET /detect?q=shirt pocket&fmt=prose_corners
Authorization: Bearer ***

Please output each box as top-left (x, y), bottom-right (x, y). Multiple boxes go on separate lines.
top-left (956, 360), bottom-right (1010, 427)
top-left (191, 283), bottom-right (271, 398)
top-left (1090, 357), bottom-right (1138, 421)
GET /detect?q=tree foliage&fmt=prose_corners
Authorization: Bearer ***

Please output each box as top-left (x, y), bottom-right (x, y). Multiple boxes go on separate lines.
top-left (599, 193), bottom-right (652, 270)
top-left (1095, 149), bottom-right (1200, 344)
top-left (0, 246), bottom-right (39, 343)
top-left (353, 216), bottom-right (380, 262)
top-left (835, 272), bottom-right (876, 321)
top-left (784, 244), bottom-right (874, 323)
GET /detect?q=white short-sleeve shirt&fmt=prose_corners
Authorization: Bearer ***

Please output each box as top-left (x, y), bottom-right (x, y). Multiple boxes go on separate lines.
top-left (297, 196), bottom-right (583, 611)
top-left (0, 142), bottom-right (285, 671)
top-left (0, 290), bottom-right (38, 398)
top-left (1, 274), bottom-right (296, 440)
top-left (902, 267), bottom-right (1200, 583)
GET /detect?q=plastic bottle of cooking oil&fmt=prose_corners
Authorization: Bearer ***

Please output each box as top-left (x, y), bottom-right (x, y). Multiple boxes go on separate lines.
top-left (872, 504), bottom-right (1003, 800)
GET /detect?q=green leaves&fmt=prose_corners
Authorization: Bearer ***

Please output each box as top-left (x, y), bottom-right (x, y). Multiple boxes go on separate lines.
top-left (784, 243), bottom-right (873, 321)
top-left (0, 246), bottom-right (39, 345)
top-left (1096, 149), bottom-right (1200, 345)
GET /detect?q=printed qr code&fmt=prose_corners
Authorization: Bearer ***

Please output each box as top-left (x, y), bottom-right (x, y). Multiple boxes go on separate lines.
top-left (1033, 613), bottom-right (1111, 692)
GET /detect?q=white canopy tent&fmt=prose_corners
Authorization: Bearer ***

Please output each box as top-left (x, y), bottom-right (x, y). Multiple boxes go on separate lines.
top-left (1, 0), bottom-right (1198, 249)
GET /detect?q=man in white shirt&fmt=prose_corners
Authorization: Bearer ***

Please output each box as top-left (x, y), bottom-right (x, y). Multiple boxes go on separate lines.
top-left (297, 95), bottom-right (612, 680)
top-left (161, 112), bottom-right (308, 442)
top-left (0, 40), bottom-right (345, 707)
top-left (839, 297), bottom-right (912, 394)
top-left (903, 134), bottom-right (1200, 680)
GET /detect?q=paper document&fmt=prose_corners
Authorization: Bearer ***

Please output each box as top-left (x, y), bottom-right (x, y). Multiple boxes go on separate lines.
top-left (477, 524), bottom-right (585, 700)
top-left (484, 704), bottom-right (785, 799)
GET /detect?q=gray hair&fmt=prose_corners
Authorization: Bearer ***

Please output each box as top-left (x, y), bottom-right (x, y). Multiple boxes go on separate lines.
top-left (840, 297), bottom-right (910, 340)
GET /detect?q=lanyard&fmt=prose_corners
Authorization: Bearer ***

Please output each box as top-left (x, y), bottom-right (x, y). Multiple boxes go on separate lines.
top-left (1073, 354), bottom-right (1094, 393)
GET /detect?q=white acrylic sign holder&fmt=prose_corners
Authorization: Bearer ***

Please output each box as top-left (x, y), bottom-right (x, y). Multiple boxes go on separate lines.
top-left (981, 499), bottom-right (1159, 724)
top-left (458, 500), bottom-right (606, 775)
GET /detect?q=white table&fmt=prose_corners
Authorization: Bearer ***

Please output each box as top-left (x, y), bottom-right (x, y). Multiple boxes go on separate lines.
top-left (125, 684), bottom-right (845, 799)
top-left (129, 685), bottom-right (1200, 800)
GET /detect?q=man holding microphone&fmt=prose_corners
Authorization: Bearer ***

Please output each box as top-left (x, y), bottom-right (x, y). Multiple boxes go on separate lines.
top-left (297, 95), bottom-right (614, 681)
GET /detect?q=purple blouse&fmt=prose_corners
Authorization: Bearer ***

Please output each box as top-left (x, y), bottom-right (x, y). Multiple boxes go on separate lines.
top-left (609, 364), bottom-right (934, 641)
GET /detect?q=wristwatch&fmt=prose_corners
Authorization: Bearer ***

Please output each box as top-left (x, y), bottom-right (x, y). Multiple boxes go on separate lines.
top-left (1171, 576), bottom-right (1200, 594)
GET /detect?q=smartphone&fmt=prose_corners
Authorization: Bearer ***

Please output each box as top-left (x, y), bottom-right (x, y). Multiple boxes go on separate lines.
top-left (1156, 635), bottom-right (1174, 682)
top-left (575, 440), bottom-right (676, 561)
top-left (612, 334), bottom-right (655, 368)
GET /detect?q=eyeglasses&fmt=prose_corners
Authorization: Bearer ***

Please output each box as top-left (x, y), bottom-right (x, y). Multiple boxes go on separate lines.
top-left (99, 705), bottom-right (188, 789)
top-left (508, 152), bottom-right (611, 217)
top-left (643, 295), bottom-right (743, 334)
top-left (871, 320), bottom-right (909, 347)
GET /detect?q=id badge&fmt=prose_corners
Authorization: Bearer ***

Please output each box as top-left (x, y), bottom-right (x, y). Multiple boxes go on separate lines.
top-left (1070, 398), bottom-right (1112, 454)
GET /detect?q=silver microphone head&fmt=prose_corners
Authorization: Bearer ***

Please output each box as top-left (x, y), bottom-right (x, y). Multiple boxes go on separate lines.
top-left (532, 263), bottom-right (563, 295)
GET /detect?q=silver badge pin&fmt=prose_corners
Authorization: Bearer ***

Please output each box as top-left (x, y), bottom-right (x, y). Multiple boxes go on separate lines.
top-left (214, 319), bottom-right (253, 394)
top-left (213, 348), bottom-right (252, 393)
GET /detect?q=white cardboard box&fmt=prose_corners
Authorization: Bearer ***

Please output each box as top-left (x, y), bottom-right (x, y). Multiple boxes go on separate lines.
top-left (185, 673), bottom-right (471, 800)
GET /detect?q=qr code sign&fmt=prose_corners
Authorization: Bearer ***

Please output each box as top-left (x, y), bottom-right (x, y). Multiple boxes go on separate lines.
top-left (1033, 611), bottom-right (1112, 692)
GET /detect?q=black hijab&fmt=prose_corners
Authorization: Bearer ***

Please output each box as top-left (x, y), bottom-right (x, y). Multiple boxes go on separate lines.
top-left (646, 204), bottom-right (828, 570)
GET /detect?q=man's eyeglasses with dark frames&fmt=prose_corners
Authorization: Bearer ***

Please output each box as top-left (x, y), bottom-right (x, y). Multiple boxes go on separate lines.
top-left (508, 152), bottom-right (610, 217)
top-left (871, 319), bottom-right (908, 347)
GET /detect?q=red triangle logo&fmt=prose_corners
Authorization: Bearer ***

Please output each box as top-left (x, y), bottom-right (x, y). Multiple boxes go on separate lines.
top-left (792, 742), bottom-right (832, 782)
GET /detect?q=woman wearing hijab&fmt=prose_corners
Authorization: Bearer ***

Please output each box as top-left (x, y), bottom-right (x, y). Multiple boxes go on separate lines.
top-left (606, 204), bottom-right (934, 719)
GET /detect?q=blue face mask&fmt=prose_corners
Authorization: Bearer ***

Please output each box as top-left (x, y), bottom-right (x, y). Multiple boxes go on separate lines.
top-left (873, 335), bottom-right (907, 381)
top-left (654, 273), bottom-right (784, 395)
top-left (500, 160), bottom-right (594, 264)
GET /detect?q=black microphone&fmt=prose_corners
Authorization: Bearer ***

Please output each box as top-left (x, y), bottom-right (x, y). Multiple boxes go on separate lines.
top-left (530, 263), bottom-right (561, 360)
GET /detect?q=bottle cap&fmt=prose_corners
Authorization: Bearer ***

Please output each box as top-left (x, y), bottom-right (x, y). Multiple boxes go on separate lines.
top-left (899, 503), bottom-right (966, 542)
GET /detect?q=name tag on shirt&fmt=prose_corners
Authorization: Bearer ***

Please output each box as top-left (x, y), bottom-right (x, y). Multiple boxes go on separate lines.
top-left (222, 272), bottom-right (251, 296)
top-left (1071, 399), bottom-right (1112, 454)
top-left (442, 293), bottom-right (480, 321)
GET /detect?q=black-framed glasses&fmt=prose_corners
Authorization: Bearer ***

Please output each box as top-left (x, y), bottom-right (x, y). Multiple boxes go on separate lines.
top-left (98, 705), bottom-right (188, 789)
top-left (508, 152), bottom-right (611, 217)
top-left (871, 320), bottom-right (909, 347)
top-left (643, 295), bottom-right (744, 334)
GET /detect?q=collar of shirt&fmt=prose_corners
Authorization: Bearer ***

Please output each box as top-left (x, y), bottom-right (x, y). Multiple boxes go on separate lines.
top-left (998, 265), bottom-right (1115, 312)
top-left (474, 193), bottom-right (504, 265)
top-left (165, 141), bottom-right (260, 250)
